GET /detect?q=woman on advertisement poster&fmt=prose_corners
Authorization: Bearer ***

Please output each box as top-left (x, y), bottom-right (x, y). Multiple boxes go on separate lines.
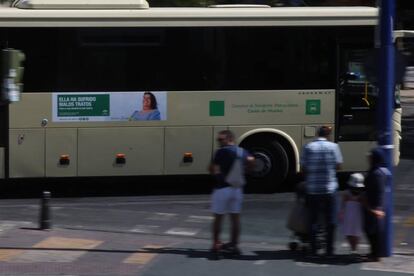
top-left (130, 91), bottom-right (161, 121)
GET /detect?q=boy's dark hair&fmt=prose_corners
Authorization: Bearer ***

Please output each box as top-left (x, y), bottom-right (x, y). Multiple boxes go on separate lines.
top-left (218, 130), bottom-right (235, 141)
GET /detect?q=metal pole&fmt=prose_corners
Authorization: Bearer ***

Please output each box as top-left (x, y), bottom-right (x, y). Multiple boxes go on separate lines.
top-left (378, 0), bottom-right (394, 257)
top-left (39, 191), bottom-right (51, 230)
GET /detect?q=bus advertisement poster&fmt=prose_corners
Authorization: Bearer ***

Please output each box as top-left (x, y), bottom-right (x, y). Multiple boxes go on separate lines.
top-left (52, 91), bottom-right (167, 122)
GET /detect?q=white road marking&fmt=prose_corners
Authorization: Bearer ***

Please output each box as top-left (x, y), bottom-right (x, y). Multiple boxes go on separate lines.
top-left (254, 260), bottom-right (267, 265)
top-left (146, 213), bottom-right (177, 221)
top-left (296, 261), bottom-right (329, 267)
top-left (165, 228), bottom-right (199, 236)
top-left (185, 215), bottom-right (213, 223)
top-left (130, 225), bottom-right (160, 234)
top-left (0, 221), bottom-right (34, 235)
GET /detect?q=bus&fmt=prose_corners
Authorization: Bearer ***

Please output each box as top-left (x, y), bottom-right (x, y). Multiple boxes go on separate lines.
top-left (0, 0), bottom-right (401, 189)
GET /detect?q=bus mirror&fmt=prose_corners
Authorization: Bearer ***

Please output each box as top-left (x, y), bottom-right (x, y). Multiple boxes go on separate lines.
top-left (1, 48), bottom-right (25, 104)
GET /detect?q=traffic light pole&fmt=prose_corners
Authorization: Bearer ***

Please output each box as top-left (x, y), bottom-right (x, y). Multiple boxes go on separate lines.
top-left (378, 0), bottom-right (394, 257)
top-left (1, 49), bottom-right (25, 104)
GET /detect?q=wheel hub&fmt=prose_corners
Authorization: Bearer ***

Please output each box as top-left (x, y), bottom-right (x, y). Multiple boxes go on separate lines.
top-left (251, 151), bottom-right (272, 177)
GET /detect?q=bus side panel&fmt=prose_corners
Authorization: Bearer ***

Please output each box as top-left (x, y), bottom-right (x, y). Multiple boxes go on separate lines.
top-left (46, 128), bottom-right (77, 177)
top-left (338, 141), bottom-right (375, 172)
top-left (0, 147), bottom-right (4, 179)
top-left (164, 126), bottom-right (213, 175)
top-left (78, 127), bottom-right (164, 176)
top-left (9, 94), bottom-right (51, 129)
top-left (9, 129), bottom-right (45, 177)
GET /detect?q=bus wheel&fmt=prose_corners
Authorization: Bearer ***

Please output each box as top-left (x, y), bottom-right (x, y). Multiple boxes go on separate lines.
top-left (242, 139), bottom-right (289, 190)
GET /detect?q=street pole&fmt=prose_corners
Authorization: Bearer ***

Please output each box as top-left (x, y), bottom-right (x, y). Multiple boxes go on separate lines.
top-left (378, 0), bottom-right (394, 257)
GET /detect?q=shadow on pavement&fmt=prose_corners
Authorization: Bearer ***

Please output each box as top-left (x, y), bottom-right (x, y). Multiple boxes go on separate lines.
top-left (142, 247), bottom-right (365, 265)
top-left (0, 244), bottom-right (374, 265)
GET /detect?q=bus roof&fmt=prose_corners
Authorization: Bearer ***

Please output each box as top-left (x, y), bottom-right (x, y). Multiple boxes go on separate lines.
top-left (12, 0), bottom-right (150, 10)
top-left (0, 6), bottom-right (378, 28)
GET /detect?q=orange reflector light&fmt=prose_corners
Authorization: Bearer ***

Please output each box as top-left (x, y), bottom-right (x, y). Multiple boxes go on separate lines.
top-left (183, 152), bottom-right (193, 163)
top-left (59, 154), bottom-right (70, 165)
top-left (116, 153), bottom-right (126, 158)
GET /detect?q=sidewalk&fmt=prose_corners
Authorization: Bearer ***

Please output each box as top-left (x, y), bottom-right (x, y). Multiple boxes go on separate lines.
top-left (1, 222), bottom-right (414, 276)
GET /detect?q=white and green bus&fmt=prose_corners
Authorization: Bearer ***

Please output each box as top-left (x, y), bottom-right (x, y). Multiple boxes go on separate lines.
top-left (0, 0), bottom-right (401, 189)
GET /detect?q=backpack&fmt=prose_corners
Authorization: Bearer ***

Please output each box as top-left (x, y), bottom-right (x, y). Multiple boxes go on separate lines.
top-left (225, 147), bottom-right (246, 188)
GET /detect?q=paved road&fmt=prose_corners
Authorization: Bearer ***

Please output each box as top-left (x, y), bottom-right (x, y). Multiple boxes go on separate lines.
top-left (0, 155), bottom-right (414, 276)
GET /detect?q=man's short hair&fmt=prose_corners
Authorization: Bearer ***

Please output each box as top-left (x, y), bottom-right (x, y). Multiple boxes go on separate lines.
top-left (318, 126), bottom-right (332, 137)
top-left (218, 130), bottom-right (235, 141)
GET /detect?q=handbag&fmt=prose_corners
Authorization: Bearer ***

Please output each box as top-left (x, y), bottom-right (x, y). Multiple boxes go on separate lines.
top-left (225, 147), bottom-right (246, 188)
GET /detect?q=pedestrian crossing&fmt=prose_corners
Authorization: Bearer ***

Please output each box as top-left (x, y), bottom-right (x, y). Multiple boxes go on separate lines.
top-left (130, 212), bottom-right (211, 237)
top-left (0, 211), bottom-right (212, 238)
top-left (1, 215), bottom-right (414, 275)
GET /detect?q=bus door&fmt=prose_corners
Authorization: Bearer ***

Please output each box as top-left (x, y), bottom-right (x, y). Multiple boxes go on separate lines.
top-left (337, 48), bottom-right (377, 141)
top-left (336, 47), bottom-right (377, 171)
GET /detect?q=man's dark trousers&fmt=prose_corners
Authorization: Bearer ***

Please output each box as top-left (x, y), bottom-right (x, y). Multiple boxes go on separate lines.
top-left (306, 193), bottom-right (337, 255)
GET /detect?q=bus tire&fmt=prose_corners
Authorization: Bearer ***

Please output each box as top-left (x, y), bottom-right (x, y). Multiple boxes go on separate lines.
top-left (242, 138), bottom-right (289, 191)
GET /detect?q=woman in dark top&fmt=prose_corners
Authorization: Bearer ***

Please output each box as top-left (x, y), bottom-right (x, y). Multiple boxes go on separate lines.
top-left (363, 148), bottom-right (389, 261)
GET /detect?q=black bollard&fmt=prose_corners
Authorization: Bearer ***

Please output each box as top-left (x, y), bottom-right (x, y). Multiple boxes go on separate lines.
top-left (39, 191), bottom-right (51, 230)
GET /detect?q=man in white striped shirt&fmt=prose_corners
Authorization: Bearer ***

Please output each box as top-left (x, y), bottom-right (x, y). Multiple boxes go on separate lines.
top-left (300, 126), bottom-right (343, 257)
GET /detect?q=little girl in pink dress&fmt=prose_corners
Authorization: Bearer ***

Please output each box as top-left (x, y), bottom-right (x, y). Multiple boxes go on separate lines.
top-left (340, 173), bottom-right (365, 255)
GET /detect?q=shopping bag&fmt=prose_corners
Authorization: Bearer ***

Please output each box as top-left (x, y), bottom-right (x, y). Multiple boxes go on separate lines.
top-left (286, 199), bottom-right (308, 234)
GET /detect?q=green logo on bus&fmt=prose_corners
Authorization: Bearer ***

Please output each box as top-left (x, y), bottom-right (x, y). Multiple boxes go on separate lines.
top-left (306, 99), bottom-right (320, 115)
top-left (209, 100), bottom-right (225, 116)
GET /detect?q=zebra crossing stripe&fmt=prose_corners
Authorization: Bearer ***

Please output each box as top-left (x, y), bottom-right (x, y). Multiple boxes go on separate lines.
top-left (123, 245), bottom-right (163, 265)
top-left (165, 228), bottom-right (199, 236)
top-left (10, 237), bottom-right (103, 263)
top-left (131, 225), bottom-right (160, 234)
top-left (146, 212), bottom-right (177, 221)
top-left (185, 215), bottom-right (213, 223)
